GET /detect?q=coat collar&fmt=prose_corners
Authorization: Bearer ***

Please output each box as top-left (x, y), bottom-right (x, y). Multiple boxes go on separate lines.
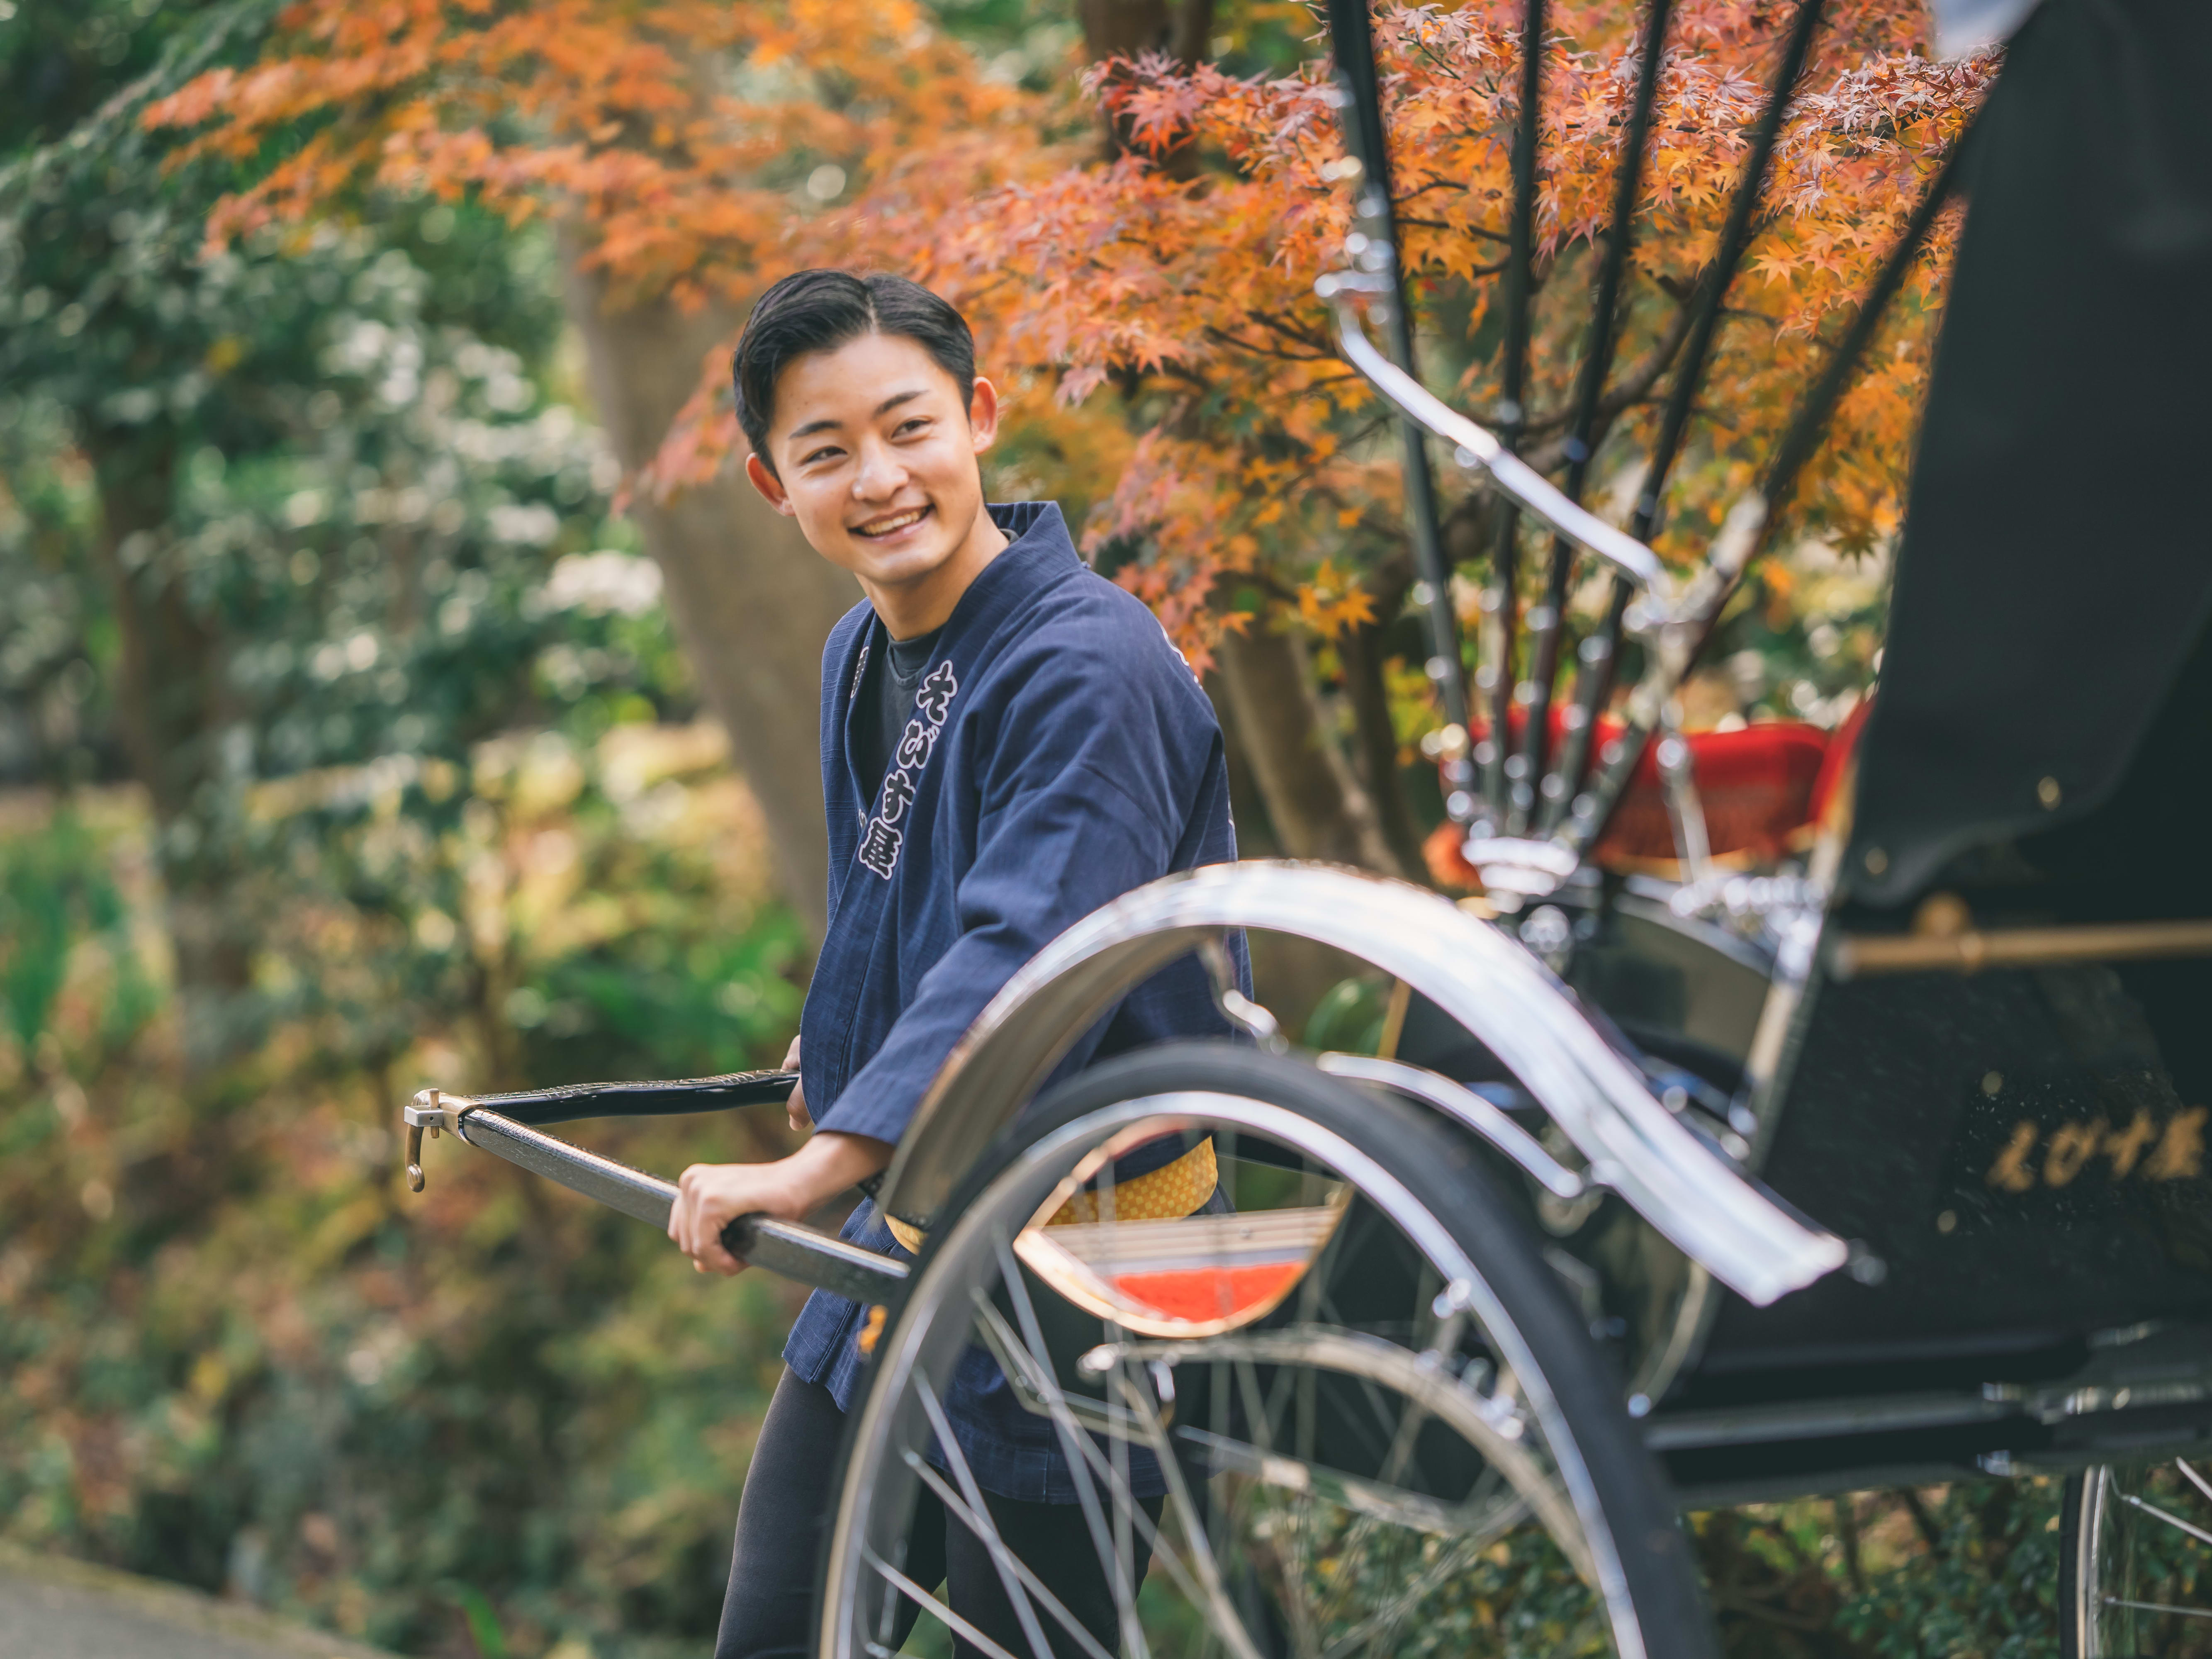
top-left (863, 500), bottom-right (1080, 664)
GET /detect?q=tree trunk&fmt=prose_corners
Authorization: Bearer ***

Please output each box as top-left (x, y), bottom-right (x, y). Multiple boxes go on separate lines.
top-left (1212, 626), bottom-right (1405, 876)
top-left (1337, 552), bottom-right (1427, 877)
top-left (1337, 619), bottom-right (1428, 877)
top-left (560, 251), bottom-right (857, 940)
top-left (87, 437), bottom-right (254, 1069)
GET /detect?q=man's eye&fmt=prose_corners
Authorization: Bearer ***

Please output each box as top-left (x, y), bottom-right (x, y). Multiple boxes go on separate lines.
top-left (802, 446), bottom-right (842, 466)
top-left (895, 418), bottom-right (931, 437)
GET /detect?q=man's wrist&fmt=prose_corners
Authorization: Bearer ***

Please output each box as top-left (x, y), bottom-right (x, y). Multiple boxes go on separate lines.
top-left (779, 1130), bottom-right (894, 1215)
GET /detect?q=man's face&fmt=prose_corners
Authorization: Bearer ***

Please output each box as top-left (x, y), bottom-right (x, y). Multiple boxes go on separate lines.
top-left (745, 332), bottom-right (1000, 600)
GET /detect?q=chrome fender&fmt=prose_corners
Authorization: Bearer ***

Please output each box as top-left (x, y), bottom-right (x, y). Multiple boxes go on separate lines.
top-left (878, 860), bottom-right (1846, 1307)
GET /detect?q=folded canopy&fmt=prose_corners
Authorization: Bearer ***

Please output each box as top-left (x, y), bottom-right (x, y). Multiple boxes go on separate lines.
top-left (1849, 0), bottom-right (2212, 908)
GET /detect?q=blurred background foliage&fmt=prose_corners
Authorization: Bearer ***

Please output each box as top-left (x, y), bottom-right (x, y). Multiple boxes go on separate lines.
top-left (0, 0), bottom-right (2035, 1656)
top-left (2, 3), bottom-right (813, 1653)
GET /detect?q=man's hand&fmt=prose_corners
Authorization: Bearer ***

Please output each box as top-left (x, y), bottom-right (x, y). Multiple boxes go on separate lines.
top-left (669, 1159), bottom-right (805, 1276)
top-left (668, 1129), bottom-right (893, 1277)
top-left (783, 1035), bottom-right (810, 1134)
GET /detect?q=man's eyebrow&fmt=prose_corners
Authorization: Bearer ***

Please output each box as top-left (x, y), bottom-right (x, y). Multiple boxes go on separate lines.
top-left (784, 387), bottom-right (932, 447)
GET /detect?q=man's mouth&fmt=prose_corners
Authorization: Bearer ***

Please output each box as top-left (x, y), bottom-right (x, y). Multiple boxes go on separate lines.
top-left (853, 505), bottom-right (932, 539)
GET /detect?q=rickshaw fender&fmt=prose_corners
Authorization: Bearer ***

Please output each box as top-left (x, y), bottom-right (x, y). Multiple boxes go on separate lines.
top-left (875, 859), bottom-right (1847, 1307)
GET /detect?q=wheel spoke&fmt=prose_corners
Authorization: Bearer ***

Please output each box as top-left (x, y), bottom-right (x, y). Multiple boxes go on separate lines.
top-left (893, 1447), bottom-right (1116, 1659)
top-left (2176, 1456), bottom-right (2212, 1511)
top-left (974, 1294), bottom-right (1266, 1649)
top-left (1308, 1271), bottom-right (1457, 1631)
top-left (985, 1233), bottom-right (1156, 1659)
top-left (908, 1372), bottom-right (1069, 1659)
top-left (1106, 1370), bottom-right (1269, 1659)
top-left (1173, 1424), bottom-right (1531, 1541)
top-left (2101, 1595), bottom-right (2212, 1620)
top-left (1320, 1534), bottom-right (1488, 1659)
top-left (861, 1542), bottom-right (1027, 1659)
top-left (2121, 1490), bottom-right (2212, 1551)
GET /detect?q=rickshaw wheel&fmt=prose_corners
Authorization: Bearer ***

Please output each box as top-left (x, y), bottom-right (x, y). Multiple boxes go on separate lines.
top-left (2063, 1462), bottom-right (2212, 1658)
top-left (819, 1041), bottom-right (1715, 1659)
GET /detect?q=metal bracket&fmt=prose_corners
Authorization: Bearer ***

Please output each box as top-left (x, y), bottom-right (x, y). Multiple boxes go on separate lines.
top-left (1319, 1053), bottom-right (1587, 1201)
top-left (402, 1087), bottom-right (472, 1192)
top-left (1197, 937), bottom-right (1285, 1053)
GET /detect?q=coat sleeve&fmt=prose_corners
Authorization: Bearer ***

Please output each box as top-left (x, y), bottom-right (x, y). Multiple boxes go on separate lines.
top-left (808, 641), bottom-right (1208, 1147)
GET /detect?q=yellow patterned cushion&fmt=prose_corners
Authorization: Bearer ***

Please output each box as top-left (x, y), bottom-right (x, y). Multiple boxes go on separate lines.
top-left (881, 1137), bottom-right (1217, 1255)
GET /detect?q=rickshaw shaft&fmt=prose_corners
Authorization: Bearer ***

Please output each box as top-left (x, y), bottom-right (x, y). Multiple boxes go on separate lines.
top-left (422, 1102), bottom-right (908, 1304)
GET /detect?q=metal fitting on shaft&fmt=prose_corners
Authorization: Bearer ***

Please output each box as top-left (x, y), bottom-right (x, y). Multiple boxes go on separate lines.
top-left (402, 1087), bottom-right (466, 1193)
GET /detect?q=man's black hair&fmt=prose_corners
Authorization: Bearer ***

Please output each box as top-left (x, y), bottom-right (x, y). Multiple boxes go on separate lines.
top-left (733, 270), bottom-right (977, 471)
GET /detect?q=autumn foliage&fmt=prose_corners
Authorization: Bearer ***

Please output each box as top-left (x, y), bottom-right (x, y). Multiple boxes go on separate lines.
top-left (877, 1), bottom-right (1988, 666)
top-left (151, 0), bottom-right (1988, 676)
top-left (144, 0), bottom-right (1046, 310)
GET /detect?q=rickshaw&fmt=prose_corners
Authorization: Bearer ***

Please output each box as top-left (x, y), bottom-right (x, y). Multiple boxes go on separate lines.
top-left (402, 0), bottom-right (2212, 1652)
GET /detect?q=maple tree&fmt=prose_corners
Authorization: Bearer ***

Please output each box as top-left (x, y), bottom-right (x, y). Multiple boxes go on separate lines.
top-left (143, 0), bottom-right (1046, 929)
top-left (149, 0), bottom-right (1988, 883)
top-left (144, 0), bottom-right (1037, 310)
top-left (881, 1), bottom-right (1986, 658)
top-left (826, 0), bottom-right (1984, 869)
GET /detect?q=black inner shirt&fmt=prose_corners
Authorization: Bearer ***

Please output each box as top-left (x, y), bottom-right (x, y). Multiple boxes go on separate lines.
top-left (852, 621), bottom-right (944, 795)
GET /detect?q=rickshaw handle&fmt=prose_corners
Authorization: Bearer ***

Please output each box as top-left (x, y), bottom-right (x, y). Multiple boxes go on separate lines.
top-left (402, 1087), bottom-right (907, 1305)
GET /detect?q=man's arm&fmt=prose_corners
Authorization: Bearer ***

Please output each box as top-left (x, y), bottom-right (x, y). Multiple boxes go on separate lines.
top-left (810, 633), bottom-right (1205, 1148)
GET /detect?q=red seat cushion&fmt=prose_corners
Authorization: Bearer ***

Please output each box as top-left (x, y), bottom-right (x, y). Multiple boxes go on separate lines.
top-left (1425, 713), bottom-right (1836, 884)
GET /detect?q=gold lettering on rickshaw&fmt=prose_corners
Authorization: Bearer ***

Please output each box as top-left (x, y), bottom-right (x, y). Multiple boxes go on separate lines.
top-left (1983, 1106), bottom-right (2207, 1192)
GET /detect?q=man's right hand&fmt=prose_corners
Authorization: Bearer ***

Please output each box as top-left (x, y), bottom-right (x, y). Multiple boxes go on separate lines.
top-left (783, 1035), bottom-right (810, 1134)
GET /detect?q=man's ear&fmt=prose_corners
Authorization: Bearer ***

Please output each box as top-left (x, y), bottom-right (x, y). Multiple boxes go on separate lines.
top-left (967, 376), bottom-right (1002, 455)
top-left (745, 452), bottom-right (796, 516)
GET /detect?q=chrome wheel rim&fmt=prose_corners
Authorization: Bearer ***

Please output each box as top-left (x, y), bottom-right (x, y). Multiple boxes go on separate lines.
top-left (2078, 1461), bottom-right (2212, 1657)
top-left (820, 1091), bottom-right (1647, 1659)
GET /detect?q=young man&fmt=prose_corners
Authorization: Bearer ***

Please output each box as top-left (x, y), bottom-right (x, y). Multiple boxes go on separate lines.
top-left (664, 270), bottom-right (1244, 1659)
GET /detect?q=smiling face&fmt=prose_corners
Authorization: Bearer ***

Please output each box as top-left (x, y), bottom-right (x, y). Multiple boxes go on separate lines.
top-left (743, 331), bottom-right (1007, 640)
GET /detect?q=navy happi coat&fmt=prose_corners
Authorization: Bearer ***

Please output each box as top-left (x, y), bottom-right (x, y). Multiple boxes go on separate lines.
top-left (782, 500), bottom-right (1244, 1501)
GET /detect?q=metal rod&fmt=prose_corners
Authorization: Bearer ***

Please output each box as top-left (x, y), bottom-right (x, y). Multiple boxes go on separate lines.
top-left (453, 1107), bottom-right (908, 1302)
top-left (1320, 288), bottom-right (1672, 597)
top-left (1828, 919), bottom-right (2212, 979)
top-left (1325, 0), bottom-right (1477, 816)
top-left (1557, 122), bottom-right (1971, 864)
top-left (1490, 0), bottom-right (1545, 829)
top-left (1528, 0), bottom-right (1675, 834)
top-left (1318, 1053), bottom-right (1585, 1199)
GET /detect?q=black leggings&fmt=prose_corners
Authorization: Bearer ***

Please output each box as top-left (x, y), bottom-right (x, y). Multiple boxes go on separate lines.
top-left (715, 1368), bottom-right (1163, 1659)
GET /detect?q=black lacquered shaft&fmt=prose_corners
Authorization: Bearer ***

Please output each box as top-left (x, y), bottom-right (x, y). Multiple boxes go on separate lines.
top-left (1567, 32), bottom-right (1966, 864)
top-left (1551, 0), bottom-right (1825, 815)
top-left (468, 1068), bottom-right (798, 1128)
top-left (1762, 115), bottom-right (1976, 516)
top-left (1326, 0), bottom-right (1476, 815)
top-left (1564, 113), bottom-right (1978, 856)
top-left (1526, 0), bottom-right (1675, 834)
top-left (1489, 0), bottom-right (1545, 827)
top-left (1629, 0), bottom-right (1825, 545)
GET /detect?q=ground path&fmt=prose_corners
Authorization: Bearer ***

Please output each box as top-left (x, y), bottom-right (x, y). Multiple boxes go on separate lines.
top-left (0, 1545), bottom-right (391, 1659)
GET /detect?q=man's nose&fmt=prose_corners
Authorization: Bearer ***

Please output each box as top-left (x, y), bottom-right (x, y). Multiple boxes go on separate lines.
top-left (852, 436), bottom-right (907, 501)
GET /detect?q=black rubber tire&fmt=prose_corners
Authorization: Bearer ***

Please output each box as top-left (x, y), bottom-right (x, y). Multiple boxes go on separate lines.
top-left (837, 1039), bottom-right (1718, 1659)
